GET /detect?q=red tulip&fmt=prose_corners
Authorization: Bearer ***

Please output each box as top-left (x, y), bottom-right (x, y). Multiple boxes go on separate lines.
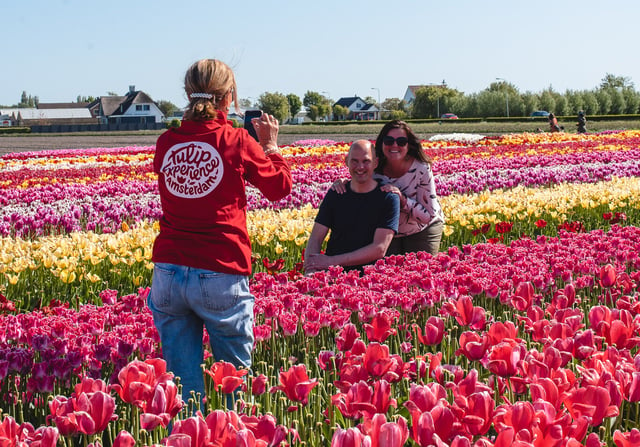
top-left (171, 412), bottom-right (212, 447)
top-left (331, 427), bottom-right (370, 447)
top-left (364, 313), bottom-right (397, 343)
top-left (251, 374), bottom-right (268, 396)
top-left (456, 331), bottom-right (490, 362)
top-left (512, 281), bottom-right (535, 311)
top-left (613, 428), bottom-right (640, 447)
top-left (493, 401), bottom-right (536, 435)
top-left (363, 343), bottom-right (395, 379)
top-left (49, 390), bottom-right (116, 436)
top-left (626, 372), bottom-right (640, 402)
top-left (487, 339), bottom-right (525, 377)
top-left (165, 433), bottom-right (194, 447)
top-left (563, 385), bottom-right (618, 427)
top-left (205, 361), bottom-right (248, 394)
top-left (363, 413), bottom-right (408, 447)
top-left (332, 381), bottom-right (376, 420)
top-left (111, 358), bottom-right (172, 408)
top-left (240, 414), bottom-right (288, 446)
top-left (271, 364), bottom-right (318, 405)
top-left (336, 323), bottom-right (361, 352)
top-left (453, 296), bottom-right (486, 330)
top-left (599, 264), bottom-right (617, 288)
top-left (535, 219), bottom-right (547, 228)
top-left (487, 321), bottom-right (519, 345)
top-left (262, 257), bottom-right (285, 275)
top-left (404, 382), bottom-right (447, 414)
top-left (112, 431), bottom-right (136, 447)
top-left (413, 316), bottom-right (445, 346)
top-left (140, 379), bottom-right (183, 430)
top-left (529, 377), bottom-right (561, 410)
top-left (460, 391), bottom-right (494, 436)
top-left (495, 221), bottom-right (513, 234)
top-left (371, 380), bottom-right (397, 415)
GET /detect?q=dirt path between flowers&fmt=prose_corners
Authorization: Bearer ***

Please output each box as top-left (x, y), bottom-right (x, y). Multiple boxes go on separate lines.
top-left (0, 133), bottom-right (377, 155)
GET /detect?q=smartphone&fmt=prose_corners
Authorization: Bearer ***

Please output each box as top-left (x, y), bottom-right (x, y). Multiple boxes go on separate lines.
top-left (243, 110), bottom-right (263, 141)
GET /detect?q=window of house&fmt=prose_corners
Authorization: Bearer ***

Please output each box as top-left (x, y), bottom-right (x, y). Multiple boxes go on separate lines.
top-left (136, 105), bottom-right (143, 111)
top-left (143, 105), bottom-right (150, 111)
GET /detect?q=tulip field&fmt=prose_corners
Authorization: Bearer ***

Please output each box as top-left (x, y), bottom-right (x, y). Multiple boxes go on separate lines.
top-left (2, 130), bottom-right (640, 446)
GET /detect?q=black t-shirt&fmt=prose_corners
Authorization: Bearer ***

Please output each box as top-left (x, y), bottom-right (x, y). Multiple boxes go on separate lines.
top-left (315, 181), bottom-right (400, 257)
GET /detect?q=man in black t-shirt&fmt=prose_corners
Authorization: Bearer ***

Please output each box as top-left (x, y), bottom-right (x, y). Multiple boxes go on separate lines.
top-left (304, 140), bottom-right (400, 274)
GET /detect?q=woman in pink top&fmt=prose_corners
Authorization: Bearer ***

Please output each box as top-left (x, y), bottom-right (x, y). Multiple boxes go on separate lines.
top-left (372, 120), bottom-right (445, 256)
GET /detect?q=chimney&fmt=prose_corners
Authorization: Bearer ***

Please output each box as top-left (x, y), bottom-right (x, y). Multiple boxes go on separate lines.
top-left (129, 85), bottom-right (135, 95)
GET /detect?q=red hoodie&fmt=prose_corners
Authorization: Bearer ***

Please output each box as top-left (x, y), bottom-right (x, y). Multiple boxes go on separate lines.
top-left (152, 112), bottom-right (292, 275)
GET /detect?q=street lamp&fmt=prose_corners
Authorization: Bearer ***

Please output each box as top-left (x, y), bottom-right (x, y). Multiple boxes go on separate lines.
top-left (371, 87), bottom-right (380, 119)
top-left (495, 78), bottom-right (509, 117)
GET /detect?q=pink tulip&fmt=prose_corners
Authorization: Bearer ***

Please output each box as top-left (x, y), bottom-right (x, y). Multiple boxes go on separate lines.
top-left (331, 427), bottom-right (371, 447)
top-left (599, 264), bottom-right (617, 288)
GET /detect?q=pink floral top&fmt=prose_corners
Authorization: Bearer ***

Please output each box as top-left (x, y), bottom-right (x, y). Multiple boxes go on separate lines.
top-left (374, 159), bottom-right (445, 237)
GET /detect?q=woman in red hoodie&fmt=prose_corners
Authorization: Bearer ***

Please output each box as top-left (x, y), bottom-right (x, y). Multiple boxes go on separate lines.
top-left (148, 59), bottom-right (292, 407)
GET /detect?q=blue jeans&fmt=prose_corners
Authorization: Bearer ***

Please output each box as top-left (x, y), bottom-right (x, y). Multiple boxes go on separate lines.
top-left (147, 263), bottom-right (254, 408)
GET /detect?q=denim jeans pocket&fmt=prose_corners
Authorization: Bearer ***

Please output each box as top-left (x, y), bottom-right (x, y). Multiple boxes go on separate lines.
top-left (200, 272), bottom-right (241, 311)
top-left (150, 264), bottom-right (176, 309)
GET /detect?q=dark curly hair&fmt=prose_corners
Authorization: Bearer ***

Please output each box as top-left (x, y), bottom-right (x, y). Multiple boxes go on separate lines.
top-left (374, 120), bottom-right (431, 175)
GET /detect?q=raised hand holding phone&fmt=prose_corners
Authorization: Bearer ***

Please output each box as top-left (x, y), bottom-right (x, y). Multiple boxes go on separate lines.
top-left (250, 112), bottom-right (280, 155)
top-left (243, 109), bottom-right (262, 141)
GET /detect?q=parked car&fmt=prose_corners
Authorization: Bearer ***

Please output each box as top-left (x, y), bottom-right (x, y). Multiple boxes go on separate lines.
top-left (530, 111), bottom-right (550, 118)
top-left (441, 113), bottom-right (458, 119)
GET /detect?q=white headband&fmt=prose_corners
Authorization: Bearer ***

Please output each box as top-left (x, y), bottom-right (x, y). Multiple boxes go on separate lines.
top-left (189, 93), bottom-right (213, 99)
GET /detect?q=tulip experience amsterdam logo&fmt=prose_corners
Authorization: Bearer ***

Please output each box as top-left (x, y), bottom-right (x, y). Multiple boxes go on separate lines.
top-left (161, 142), bottom-right (223, 198)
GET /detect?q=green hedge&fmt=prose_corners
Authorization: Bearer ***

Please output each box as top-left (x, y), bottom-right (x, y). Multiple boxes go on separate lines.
top-left (301, 114), bottom-right (640, 125)
top-left (0, 127), bottom-right (31, 134)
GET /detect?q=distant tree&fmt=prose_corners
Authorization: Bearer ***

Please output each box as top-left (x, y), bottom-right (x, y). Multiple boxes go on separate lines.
top-left (564, 90), bottom-right (584, 115)
top-left (608, 88), bottom-right (626, 114)
top-left (622, 88), bottom-right (640, 114)
top-left (387, 109), bottom-right (408, 120)
top-left (238, 98), bottom-right (253, 109)
top-left (521, 92), bottom-right (540, 115)
top-left (381, 98), bottom-right (407, 120)
top-left (381, 98), bottom-right (405, 112)
top-left (412, 85), bottom-right (461, 118)
top-left (156, 100), bottom-right (179, 117)
top-left (258, 92), bottom-right (289, 123)
top-left (18, 91), bottom-right (37, 107)
top-left (76, 95), bottom-right (95, 103)
top-left (303, 91), bottom-right (330, 121)
top-left (595, 89), bottom-right (612, 114)
top-left (332, 104), bottom-right (349, 121)
top-left (600, 73), bottom-right (634, 90)
top-left (581, 91), bottom-right (599, 115)
top-left (554, 95), bottom-right (569, 116)
top-left (363, 96), bottom-right (377, 106)
top-left (286, 94), bottom-right (302, 119)
top-left (475, 90), bottom-right (505, 117)
top-left (538, 88), bottom-right (557, 114)
top-left (307, 105), bottom-right (320, 121)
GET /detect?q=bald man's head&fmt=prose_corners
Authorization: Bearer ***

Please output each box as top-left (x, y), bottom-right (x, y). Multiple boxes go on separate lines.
top-left (345, 140), bottom-right (378, 188)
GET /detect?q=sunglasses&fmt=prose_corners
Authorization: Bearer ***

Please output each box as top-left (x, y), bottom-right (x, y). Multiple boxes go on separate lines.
top-left (382, 135), bottom-right (409, 147)
top-left (382, 136), bottom-right (409, 147)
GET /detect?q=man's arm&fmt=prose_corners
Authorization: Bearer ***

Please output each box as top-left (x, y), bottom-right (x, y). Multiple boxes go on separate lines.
top-left (305, 227), bottom-right (395, 273)
top-left (304, 223), bottom-right (330, 273)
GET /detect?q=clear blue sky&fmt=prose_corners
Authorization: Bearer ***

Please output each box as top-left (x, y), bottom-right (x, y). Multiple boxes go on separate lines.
top-left (2, 0), bottom-right (638, 108)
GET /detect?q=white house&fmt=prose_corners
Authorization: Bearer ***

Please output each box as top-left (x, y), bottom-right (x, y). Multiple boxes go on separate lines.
top-left (333, 96), bottom-right (379, 120)
top-left (88, 86), bottom-right (164, 125)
